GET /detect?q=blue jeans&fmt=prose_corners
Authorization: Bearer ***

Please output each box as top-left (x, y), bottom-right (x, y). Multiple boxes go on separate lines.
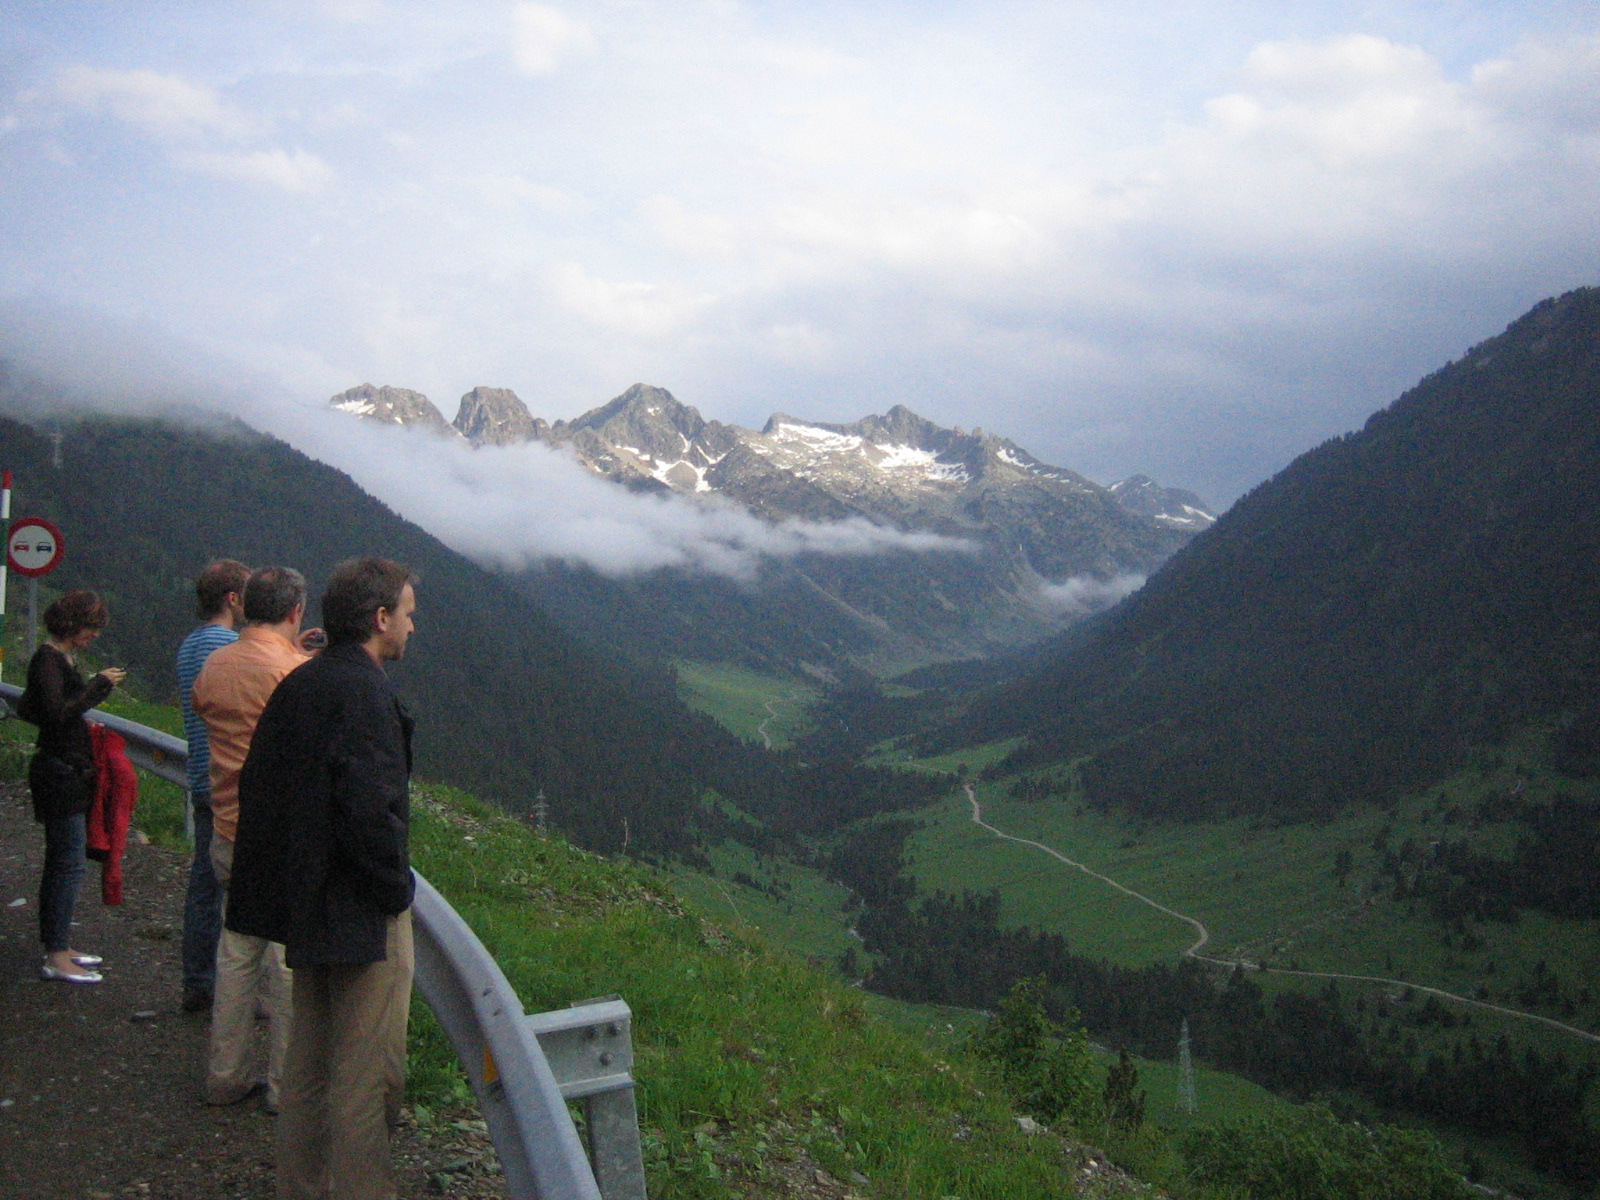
top-left (39, 812), bottom-right (86, 954)
top-left (182, 796), bottom-right (223, 994)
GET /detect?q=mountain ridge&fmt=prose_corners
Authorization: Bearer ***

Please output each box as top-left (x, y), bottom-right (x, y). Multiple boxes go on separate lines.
top-left (954, 285), bottom-right (1600, 817)
top-left (330, 382), bottom-right (1215, 674)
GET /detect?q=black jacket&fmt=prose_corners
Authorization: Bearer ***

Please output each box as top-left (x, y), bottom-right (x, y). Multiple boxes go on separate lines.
top-left (19, 644), bottom-right (113, 822)
top-left (225, 642), bottom-right (414, 967)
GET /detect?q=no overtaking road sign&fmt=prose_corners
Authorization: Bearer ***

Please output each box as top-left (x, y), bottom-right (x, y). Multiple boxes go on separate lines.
top-left (7, 517), bottom-right (64, 578)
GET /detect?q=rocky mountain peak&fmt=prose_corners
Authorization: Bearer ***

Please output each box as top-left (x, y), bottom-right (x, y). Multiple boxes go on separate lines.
top-left (1109, 475), bottom-right (1215, 531)
top-left (554, 383), bottom-right (708, 462)
top-left (454, 386), bottom-right (536, 446)
top-left (852, 404), bottom-right (953, 449)
top-left (329, 383), bottom-right (454, 434)
top-left (569, 383), bottom-right (701, 434)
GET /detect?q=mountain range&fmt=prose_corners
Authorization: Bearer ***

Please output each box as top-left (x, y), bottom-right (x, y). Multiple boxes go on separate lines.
top-left (950, 285), bottom-right (1600, 817)
top-left (329, 382), bottom-right (1213, 675)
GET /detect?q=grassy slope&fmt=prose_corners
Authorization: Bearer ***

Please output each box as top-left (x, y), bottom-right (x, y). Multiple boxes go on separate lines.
top-left (891, 739), bottom-right (1600, 1198)
top-left (405, 786), bottom-right (1089, 1199)
top-left (666, 841), bottom-right (859, 967)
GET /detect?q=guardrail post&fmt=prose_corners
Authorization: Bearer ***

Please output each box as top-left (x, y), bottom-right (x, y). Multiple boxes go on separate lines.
top-left (525, 997), bottom-right (647, 1200)
top-left (411, 874), bottom-right (604, 1200)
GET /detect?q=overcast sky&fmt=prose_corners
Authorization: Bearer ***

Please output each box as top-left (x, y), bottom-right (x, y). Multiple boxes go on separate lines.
top-left (3, 1), bottom-right (1598, 507)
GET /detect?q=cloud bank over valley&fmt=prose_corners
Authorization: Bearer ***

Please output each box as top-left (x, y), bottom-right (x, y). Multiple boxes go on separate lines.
top-left (0, 301), bottom-right (974, 581)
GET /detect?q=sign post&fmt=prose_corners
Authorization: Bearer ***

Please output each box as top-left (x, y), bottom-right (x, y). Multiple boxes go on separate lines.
top-left (7, 515), bottom-right (65, 660)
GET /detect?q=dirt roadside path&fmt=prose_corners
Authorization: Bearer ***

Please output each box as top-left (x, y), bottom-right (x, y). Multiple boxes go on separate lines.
top-left (0, 779), bottom-right (507, 1200)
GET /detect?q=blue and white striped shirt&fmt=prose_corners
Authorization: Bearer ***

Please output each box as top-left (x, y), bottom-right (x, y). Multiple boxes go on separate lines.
top-left (176, 622), bottom-right (238, 798)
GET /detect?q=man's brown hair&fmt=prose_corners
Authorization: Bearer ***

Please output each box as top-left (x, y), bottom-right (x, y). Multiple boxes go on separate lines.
top-left (321, 558), bottom-right (418, 646)
top-left (195, 559), bottom-right (250, 619)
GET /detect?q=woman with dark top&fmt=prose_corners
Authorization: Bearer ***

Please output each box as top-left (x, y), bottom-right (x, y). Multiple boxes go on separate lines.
top-left (18, 589), bottom-right (126, 983)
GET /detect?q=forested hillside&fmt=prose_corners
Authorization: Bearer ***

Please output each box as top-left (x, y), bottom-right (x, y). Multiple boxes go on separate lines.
top-left (0, 400), bottom-right (897, 856)
top-left (957, 286), bottom-right (1600, 818)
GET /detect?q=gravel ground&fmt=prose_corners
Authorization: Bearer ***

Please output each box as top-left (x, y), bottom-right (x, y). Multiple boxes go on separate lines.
top-left (0, 779), bottom-right (507, 1200)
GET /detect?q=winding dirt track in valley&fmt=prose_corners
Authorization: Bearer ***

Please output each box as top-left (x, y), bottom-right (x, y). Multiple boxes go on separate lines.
top-left (758, 700), bottom-right (781, 750)
top-left (756, 690), bottom-right (807, 751)
top-left (964, 786), bottom-right (1600, 1047)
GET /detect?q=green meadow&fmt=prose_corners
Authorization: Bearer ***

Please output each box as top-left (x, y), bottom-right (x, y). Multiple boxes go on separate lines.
top-left (674, 660), bottom-right (820, 749)
top-left (900, 758), bottom-right (1600, 1057)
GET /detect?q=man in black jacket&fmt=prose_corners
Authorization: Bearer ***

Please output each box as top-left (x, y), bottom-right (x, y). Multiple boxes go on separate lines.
top-left (228, 557), bottom-right (418, 1200)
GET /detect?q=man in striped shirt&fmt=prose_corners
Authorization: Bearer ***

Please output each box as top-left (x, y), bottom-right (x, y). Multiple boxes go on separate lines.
top-left (176, 559), bottom-right (249, 1015)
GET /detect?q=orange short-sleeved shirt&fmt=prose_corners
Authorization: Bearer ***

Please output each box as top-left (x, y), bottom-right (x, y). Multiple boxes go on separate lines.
top-left (191, 626), bottom-right (309, 841)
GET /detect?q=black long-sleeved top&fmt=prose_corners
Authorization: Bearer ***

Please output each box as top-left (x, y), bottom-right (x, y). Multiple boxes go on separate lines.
top-left (20, 643), bottom-right (113, 820)
top-left (226, 642), bottom-right (414, 968)
top-left (24, 643), bottom-right (112, 758)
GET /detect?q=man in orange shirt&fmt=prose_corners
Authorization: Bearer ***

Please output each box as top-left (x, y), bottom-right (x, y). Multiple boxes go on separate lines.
top-left (192, 566), bottom-right (321, 1112)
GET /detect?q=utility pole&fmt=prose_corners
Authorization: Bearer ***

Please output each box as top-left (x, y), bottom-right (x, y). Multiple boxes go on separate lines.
top-left (1177, 1018), bottom-right (1197, 1114)
top-left (533, 789), bottom-right (548, 836)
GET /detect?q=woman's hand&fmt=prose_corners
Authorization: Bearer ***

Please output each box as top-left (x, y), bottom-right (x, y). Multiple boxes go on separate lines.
top-left (97, 667), bottom-right (127, 687)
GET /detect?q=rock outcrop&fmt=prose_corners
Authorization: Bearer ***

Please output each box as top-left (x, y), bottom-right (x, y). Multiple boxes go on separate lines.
top-left (453, 386), bottom-right (538, 446)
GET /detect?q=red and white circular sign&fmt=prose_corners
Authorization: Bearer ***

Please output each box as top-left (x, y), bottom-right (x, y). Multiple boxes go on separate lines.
top-left (7, 517), bottom-right (64, 578)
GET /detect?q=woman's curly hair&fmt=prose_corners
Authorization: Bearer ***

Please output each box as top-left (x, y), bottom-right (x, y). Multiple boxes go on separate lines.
top-left (43, 589), bottom-right (109, 640)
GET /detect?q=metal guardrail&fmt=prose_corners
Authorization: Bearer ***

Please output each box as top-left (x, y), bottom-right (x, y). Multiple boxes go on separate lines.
top-left (0, 681), bottom-right (644, 1200)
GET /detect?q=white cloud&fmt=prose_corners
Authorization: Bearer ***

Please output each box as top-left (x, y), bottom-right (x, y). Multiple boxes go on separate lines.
top-left (299, 421), bottom-right (971, 580)
top-left (55, 66), bottom-right (247, 140)
top-left (547, 262), bottom-right (712, 338)
top-left (510, 4), bottom-right (596, 77)
top-left (1472, 33), bottom-right (1600, 134)
top-left (478, 173), bottom-right (586, 215)
top-left (179, 147), bottom-right (334, 193)
top-left (47, 64), bottom-right (333, 195)
top-left (1036, 573), bottom-right (1145, 616)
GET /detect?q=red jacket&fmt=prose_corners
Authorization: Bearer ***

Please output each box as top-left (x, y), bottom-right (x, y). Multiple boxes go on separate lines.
top-left (86, 724), bottom-right (139, 905)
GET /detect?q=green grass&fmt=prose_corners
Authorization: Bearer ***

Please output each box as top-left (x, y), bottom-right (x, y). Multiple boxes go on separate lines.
top-left (861, 995), bottom-right (1292, 1132)
top-left (674, 661), bottom-right (820, 749)
top-left (878, 749), bottom-right (1600, 1198)
top-left (665, 841), bottom-right (859, 967)
top-left (868, 738), bottom-right (1022, 775)
top-left (908, 786), bottom-right (1189, 966)
top-left (407, 785), bottom-right (1089, 1199)
top-left (910, 773), bottom-right (1600, 1047)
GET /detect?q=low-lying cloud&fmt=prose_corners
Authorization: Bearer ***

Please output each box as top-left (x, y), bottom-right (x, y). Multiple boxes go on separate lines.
top-left (0, 300), bottom-right (973, 580)
top-left (1036, 573), bottom-right (1145, 617)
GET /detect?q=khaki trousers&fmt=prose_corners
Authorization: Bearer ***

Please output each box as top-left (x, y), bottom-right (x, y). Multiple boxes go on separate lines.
top-left (209, 835), bottom-right (293, 1107)
top-left (277, 910), bottom-right (414, 1200)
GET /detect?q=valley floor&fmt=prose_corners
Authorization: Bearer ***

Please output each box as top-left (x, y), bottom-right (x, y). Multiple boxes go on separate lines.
top-left (963, 784), bottom-right (1600, 1050)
